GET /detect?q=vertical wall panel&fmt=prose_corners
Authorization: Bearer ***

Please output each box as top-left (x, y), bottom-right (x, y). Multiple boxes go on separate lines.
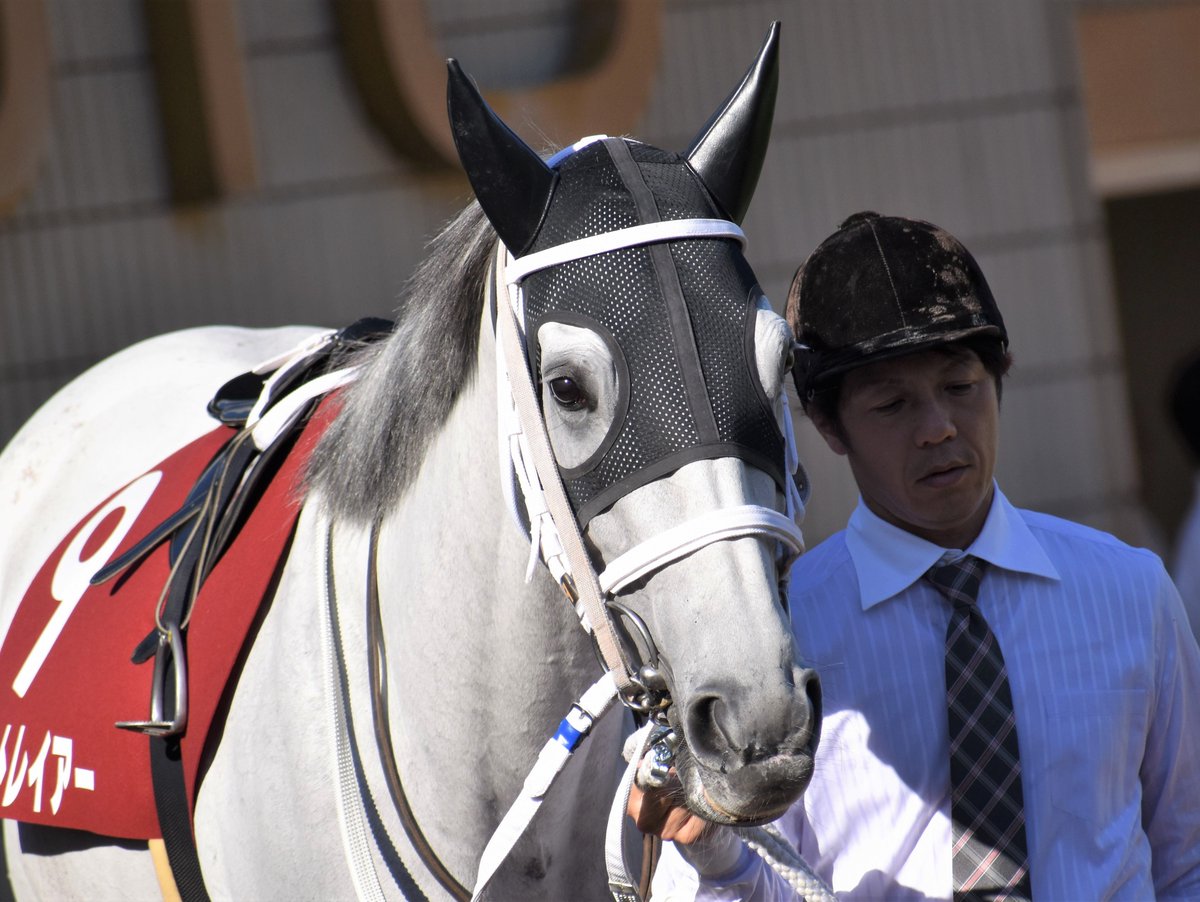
top-left (46, 0), bottom-right (145, 64)
top-left (237, 0), bottom-right (328, 46)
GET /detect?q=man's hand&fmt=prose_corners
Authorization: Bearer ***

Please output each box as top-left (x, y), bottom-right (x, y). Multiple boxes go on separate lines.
top-left (627, 779), bottom-right (711, 844)
top-left (628, 777), bottom-right (753, 882)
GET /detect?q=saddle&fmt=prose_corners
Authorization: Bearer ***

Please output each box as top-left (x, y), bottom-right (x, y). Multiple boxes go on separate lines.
top-left (0, 319), bottom-right (390, 841)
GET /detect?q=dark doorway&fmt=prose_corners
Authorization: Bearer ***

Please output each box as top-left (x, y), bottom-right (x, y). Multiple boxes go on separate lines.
top-left (1105, 186), bottom-right (1200, 554)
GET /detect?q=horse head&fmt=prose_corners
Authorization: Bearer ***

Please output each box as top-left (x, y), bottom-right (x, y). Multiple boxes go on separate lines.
top-left (448, 23), bottom-right (821, 827)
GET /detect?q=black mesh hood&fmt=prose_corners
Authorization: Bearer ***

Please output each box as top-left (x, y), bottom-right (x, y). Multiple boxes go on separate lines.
top-left (519, 139), bottom-right (785, 524)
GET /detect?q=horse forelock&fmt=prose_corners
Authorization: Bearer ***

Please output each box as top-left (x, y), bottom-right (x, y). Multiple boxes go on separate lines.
top-left (306, 203), bottom-right (496, 523)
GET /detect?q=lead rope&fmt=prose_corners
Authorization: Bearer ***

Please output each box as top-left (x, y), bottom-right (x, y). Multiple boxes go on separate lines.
top-left (471, 673), bottom-right (621, 901)
top-left (601, 725), bottom-right (837, 902)
top-left (734, 825), bottom-right (836, 902)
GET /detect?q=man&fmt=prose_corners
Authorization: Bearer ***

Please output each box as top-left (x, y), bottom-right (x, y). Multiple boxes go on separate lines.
top-left (638, 212), bottom-right (1200, 899)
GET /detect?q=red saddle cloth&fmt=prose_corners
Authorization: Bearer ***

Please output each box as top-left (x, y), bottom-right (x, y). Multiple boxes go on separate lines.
top-left (0, 406), bottom-right (331, 840)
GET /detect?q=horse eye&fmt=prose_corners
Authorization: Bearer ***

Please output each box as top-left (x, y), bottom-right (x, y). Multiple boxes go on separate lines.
top-left (548, 376), bottom-right (588, 411)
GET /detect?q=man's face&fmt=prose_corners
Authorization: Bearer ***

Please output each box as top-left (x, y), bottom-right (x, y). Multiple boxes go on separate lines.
top-left (813, 347), bottom-right (1000, 549)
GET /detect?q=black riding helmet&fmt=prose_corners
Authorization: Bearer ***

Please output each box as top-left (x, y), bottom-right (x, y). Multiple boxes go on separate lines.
top-left (786, 211), bottom-right (1007, 399)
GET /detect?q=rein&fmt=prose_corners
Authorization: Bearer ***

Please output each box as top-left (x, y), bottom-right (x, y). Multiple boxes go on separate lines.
top-left (322, 519), bottom-right (623, 901)
top-left (365, 524), bottom-right (471, 902)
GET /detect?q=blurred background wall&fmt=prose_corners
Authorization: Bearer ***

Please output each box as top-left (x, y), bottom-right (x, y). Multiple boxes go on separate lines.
top-left (1, 0), bottom-right (1197, 556)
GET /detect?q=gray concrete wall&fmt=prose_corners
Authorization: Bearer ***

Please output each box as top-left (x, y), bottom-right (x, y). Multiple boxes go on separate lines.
top-left (0, 0), bottom-right (1149, 550)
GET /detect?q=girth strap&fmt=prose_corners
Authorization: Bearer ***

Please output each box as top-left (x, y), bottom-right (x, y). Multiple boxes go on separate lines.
top-left (149, 668), bottom-right (210, 902)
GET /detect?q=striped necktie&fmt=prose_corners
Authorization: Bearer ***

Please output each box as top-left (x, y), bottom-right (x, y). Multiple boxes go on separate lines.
top-left (925, 555), bottom-right (1032, 901)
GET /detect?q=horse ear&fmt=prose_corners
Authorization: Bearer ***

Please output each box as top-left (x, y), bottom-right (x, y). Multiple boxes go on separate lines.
top-left (684, 21), bottom-right (780, 225)
top-left (446, 59), bottom-right (558, 257)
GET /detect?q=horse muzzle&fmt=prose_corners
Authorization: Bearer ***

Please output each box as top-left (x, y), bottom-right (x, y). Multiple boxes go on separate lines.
top-left (670, 665), bottom-right (822, 826)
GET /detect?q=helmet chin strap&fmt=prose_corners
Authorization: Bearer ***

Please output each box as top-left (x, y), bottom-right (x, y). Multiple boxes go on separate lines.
top-left (491, 220), bottom-right (807, 699)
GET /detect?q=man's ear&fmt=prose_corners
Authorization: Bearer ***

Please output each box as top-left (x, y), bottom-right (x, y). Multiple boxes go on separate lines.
top-left (808, 408), bottom-right (850, 456)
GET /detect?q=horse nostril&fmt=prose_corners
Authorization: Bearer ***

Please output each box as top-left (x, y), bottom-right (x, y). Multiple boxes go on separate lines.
top-left (797, 666), bottom-right (823, 749)
top-left (683, 672), bottom-right (822, 773)
top-left (683, 692), bottom-right (735, 770)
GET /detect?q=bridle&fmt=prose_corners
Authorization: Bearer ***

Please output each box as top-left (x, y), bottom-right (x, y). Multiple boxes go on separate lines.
top-left (475, 214), bottom-right (814, 900)
top-left (492, 205), bottom-right (808, 716)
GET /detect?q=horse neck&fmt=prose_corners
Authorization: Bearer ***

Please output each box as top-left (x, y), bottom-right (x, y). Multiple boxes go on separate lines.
top-left (354, 309), bottom-right (624, 894)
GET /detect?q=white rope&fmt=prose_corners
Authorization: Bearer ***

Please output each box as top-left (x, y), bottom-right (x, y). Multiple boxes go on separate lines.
top-left (735, 823), bottom-right (837, 902)
top-left (603, 732), bottom-right (836, 902)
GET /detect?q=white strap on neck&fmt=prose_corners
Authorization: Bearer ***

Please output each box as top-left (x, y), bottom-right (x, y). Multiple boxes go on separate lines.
top-left (248, 366), bottom-right (359, 451)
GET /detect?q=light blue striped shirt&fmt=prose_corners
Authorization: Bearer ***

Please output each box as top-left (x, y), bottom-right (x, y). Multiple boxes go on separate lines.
top-left (654, 487), bottom-right (1200, 900)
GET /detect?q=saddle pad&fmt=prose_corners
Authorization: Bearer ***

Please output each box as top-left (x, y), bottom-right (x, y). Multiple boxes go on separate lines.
top-left (0, 404), bottom-right (332, 840)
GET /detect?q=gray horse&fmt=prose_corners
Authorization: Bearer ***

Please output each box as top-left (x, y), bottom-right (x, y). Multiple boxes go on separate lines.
top-left (0, 25), bottom-right (819, 900)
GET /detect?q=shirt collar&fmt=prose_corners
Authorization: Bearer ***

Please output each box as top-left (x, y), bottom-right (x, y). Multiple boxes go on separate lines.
top-left (845, 483), bottom-right (1061, 611)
